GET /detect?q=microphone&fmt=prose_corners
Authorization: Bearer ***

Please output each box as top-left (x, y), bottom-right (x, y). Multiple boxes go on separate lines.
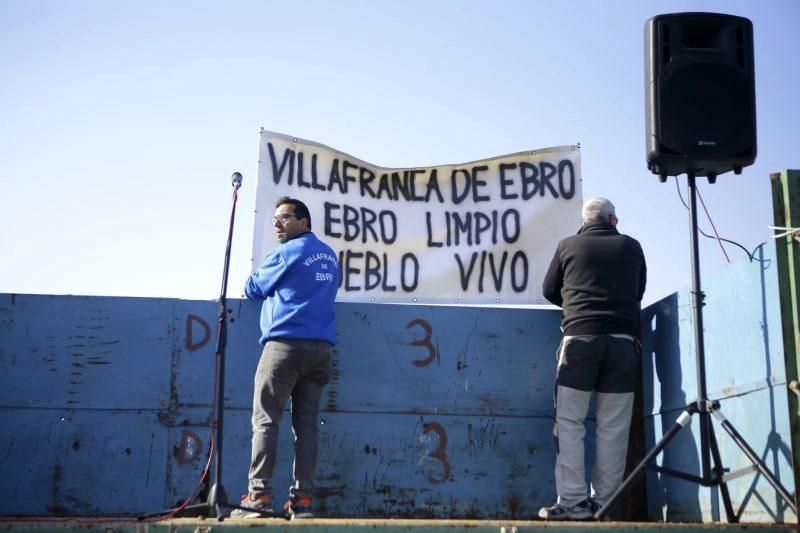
top-left (231, 171), bottom-right (243, 189)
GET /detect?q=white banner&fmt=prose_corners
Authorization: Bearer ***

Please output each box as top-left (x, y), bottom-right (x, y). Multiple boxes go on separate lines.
top-left (252, 130), bottom-right (582, 305)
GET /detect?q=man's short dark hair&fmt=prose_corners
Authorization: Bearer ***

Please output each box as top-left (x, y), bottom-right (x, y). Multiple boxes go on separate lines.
top-left (276, 196), bottom-right (311, 230)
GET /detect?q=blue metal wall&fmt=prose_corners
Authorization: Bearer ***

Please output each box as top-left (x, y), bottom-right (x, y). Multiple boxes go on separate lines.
top-left (641, 244), bottom-right (796, 523)
top-left (0, 294), bottom-right (564, 518)
top-left (0, 242), bottom-right (795, 522)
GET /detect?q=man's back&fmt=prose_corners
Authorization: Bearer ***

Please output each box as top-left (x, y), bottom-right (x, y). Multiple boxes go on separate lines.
top-left (245, 231), bottom-right (339, 345)
top-left (543, 222), bottom-right (646, 337)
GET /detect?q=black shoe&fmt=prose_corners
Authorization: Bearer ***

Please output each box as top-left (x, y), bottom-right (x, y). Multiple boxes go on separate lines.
top-left (538, 499), bottom-right (592, 520)
top-left (589, 498), bottom-right (612, 521)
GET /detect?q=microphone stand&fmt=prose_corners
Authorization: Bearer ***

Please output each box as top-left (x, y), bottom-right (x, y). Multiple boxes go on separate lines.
top-left (140, 172), bottom-right (279, 521)
top-left (204, 171), bottom-right (243, 518)
top-left (159, 171), bottom-right (242, 521)
top-left (139, 172), bottom-right (242, 520)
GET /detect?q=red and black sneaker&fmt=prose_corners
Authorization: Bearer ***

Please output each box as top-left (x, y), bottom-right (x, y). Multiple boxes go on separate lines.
top-left (284, 496), bottom-right (313, 519)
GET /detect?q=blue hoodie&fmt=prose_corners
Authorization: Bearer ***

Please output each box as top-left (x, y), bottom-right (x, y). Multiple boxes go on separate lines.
top-left (244, 232), bottom-right (338, 345)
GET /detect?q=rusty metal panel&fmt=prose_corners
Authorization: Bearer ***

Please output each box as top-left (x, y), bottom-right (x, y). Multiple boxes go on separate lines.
top-left (770, 169), bottom-right (800, 510)
top-left (0, 292), bottom-right (572, 518)
top-left (641, 243), bottom-right (796, 522)
top-left (2, 520), bottom-right (796, 533)
top-left (324, 303), bottom-right (561, 416)
top-left (212, 410), bottom-right (563, 519)
top-left (167, 300), bottom-right (217, 412)
top-left (172, 300), bottom-right (564, 415)
top-left (0, 294), bottom-right (174, 410)
top-left (164, 300), bottom-right (566, 517)
top-left (12, 286), bottom-right (780, 519)
top-left (0, 409), bottom-right (169, 515)
top-left (2, 273), bottom-right (790, 521)
top-left (0, 294), bottom-right (176, 515)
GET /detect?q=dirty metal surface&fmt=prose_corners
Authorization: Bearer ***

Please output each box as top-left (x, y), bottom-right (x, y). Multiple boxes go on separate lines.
top-left (1, 244), bottom-right (795, 525)
top-left (0, 294), bottom-right (568, 519)
top-left (0, 517), bottom-right (798, 532)
top-left (770, 169), bottom-right (800, 513)
top-left (641, 245), bottom-right (797, 523)
top-left (0, 294), bottom-right (174, 410)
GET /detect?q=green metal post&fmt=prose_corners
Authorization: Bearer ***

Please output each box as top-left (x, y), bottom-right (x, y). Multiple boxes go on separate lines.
top-left (770, 169), bottom-right (800, 510)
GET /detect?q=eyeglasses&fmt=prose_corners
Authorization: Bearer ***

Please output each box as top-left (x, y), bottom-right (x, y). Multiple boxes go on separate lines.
top-left (271, 214), bottom-right (296, 224)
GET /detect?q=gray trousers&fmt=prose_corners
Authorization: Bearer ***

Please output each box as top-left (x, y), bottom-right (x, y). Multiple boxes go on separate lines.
top-left (248, 339), bottom-right (332, 500)
top-left (553, 334), bottom-right (637, 507)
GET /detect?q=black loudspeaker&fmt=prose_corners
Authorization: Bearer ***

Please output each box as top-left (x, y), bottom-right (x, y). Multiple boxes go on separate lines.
top-left (645, 12), bottom-right (756, 180)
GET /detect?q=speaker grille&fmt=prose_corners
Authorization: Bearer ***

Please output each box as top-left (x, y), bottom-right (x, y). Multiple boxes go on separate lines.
top-left (659, 62), bottom-right (754, 158)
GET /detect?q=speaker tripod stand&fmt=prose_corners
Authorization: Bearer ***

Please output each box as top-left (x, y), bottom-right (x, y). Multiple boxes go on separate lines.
top-left (595, 172), bottom-right (797, 522)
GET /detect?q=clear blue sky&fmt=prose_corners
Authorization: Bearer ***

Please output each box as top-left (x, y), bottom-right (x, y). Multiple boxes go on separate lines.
top-left (1, 0), bottom-right (798, 305)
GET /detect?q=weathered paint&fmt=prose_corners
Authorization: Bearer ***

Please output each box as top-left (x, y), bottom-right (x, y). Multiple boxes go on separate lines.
top-left (770, 169), bottom-right (800, 510)
top-left (1, 517), bottom-right (799, 532)
top-left (0, 294), bottom-right (571, 518)
top-left (641, 242), bottom-right (796, 523)
top-left (0, 518), bottom-right (798, 533)
top-left (0, 236), bottom-right (795, 522)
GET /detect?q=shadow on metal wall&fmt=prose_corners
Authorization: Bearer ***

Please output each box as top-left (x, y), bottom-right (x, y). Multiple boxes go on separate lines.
top-left (739, 244), bottom-right (794, 523)
top-left (641, 292), bottom-right (702, 521)
top-left (639, 241), bottom-right (797, 523)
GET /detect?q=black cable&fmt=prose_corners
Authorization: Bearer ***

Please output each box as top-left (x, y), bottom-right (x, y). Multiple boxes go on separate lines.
top-left (674, 178), bottom-right (767, 263)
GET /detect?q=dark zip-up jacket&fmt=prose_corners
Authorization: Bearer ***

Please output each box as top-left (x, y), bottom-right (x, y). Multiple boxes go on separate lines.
top-left (542, 222), bottom-right (646, 337)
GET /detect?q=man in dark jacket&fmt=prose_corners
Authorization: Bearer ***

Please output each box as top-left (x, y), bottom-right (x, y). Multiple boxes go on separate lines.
top-left (539, 197), bottom-right (646, 520)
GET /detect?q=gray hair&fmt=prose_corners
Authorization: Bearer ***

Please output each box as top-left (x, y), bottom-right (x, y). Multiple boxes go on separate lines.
top-left (581, 197), bottom-right (616, 224)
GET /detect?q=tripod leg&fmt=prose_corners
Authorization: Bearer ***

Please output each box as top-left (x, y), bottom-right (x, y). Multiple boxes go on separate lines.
top-left (595, 408), bottom-right (694, 520)
top-left (711, 409), bottom-right (798, 514)
top-left (707, 419), bottom-right (736, 522)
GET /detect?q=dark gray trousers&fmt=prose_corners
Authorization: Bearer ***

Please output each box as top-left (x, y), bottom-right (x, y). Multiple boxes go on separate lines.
top-left (248, 339), bottom-right (331, 500)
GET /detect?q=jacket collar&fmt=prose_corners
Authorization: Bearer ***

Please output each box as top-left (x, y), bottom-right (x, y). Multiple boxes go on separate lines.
top-left (577, 222), bottom-right (618, 235)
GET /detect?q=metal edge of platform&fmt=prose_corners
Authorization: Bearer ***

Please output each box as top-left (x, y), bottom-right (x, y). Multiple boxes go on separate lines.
top-left (1, 518), bottom-right (798, 533)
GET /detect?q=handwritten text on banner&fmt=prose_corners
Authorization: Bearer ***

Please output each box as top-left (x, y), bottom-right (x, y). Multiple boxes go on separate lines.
top-left (252, 130), bottom-right (582, 305)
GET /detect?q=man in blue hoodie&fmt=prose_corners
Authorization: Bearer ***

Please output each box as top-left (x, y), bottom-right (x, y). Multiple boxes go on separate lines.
top-left (232, 196), bottom-right (338, 520)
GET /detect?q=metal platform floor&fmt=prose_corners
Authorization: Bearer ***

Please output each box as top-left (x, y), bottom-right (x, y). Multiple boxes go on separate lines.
top-left (1, 518), bottom-right (798, 532)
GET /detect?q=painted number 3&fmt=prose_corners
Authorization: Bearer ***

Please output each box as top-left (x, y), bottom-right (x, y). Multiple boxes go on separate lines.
top-left (406, 318), bottom-right (436, 367)
top-left (423, 422), bottom-right (451, 484)
top-left (407, 319), bottom-right (449, 483)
